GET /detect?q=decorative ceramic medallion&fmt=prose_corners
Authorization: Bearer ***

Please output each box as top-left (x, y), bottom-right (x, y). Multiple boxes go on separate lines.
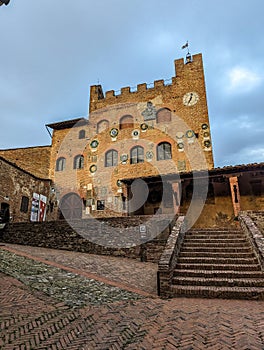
top-left (140, 123), bottom-right (148, 132)
top-left (204, 140), bottom-right (211, 148)
top-left (116, 180), bottom-right (122, 187)
top-left (120, 154), bottom-right (128, 164)
top-left (89, 164), bottom-right (97, 173)
top-left (146, 151), bottom-right (154, 161)
top-left (110, 128), bottom-right (119, 138)
top-left (177, 142), bottom-right (184, 150)
top-left (90, 140), bottom-right (99, 149)
top-left (132, 129), bottom-right (140, 139)
top-left (186, 129), bottom-right (195, 138)
top-left (176, 131), bottom-right (184, 139)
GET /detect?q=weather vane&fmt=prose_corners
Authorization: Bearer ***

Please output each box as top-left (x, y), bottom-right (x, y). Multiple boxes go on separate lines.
top-left (181, 41), bottom-right (192, 64)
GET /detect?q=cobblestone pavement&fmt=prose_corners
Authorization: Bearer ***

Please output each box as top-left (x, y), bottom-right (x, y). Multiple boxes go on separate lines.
top-left (1, 244), bottom-right (264, 349)
top-left (1, 243), bottom-right (158, 295)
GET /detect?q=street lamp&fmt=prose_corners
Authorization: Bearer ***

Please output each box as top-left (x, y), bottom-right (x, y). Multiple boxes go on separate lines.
top-left (0, 0), bottom-right (10, 6)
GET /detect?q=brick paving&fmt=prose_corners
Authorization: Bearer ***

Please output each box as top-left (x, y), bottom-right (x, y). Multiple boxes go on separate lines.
top-left (0, 244), bottom-right (264, 349)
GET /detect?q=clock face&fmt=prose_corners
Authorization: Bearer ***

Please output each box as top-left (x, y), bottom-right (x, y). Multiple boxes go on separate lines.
top-left (183, 91), bottom-right (199, 106)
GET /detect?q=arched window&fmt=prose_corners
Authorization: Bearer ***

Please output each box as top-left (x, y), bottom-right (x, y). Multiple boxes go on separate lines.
top-left (119, 115), bottom-right (134, 130)
top-left (157, 142), bottom-right (172, 161)
top-left (56, 157), bottom-right (66, 171)
top-left (73, 155), bottom-right (84, 169)
top-left (79, 129), bottom-right (86, 139)
top-left (130, 146), bottom-right (144, 164)
top-left (97, 119), bottom-right (109, 134)
top-left (156, 108), bottom-right (172, 123)
top-left (105, 149), bottom-right (118, 167)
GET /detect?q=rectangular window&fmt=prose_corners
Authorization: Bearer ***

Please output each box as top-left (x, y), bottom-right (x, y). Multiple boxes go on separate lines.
top-left (20, 196), bottom-right (29, 213)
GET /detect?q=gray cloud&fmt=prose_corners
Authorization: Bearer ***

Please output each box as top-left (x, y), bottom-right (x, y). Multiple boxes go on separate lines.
top-left (0, 0), bottom-right (263, 168)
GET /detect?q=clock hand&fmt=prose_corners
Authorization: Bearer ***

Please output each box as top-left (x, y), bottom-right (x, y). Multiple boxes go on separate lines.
top-left (188, 93), bottom-right (193, 104)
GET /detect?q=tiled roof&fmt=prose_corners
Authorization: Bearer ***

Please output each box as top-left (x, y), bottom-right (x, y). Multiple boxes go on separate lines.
top-left (46, 118), bottom-right (88, 130)
top-left (122, 162), bottom-right (264, 183)
top-left (0, 156), bottom-right (51, 181)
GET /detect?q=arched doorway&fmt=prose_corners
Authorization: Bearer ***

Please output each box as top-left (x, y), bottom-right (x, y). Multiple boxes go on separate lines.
top-left (59, 193), bottom-right (83, 220)
top-left (0, 202), bottom-right (10, 223)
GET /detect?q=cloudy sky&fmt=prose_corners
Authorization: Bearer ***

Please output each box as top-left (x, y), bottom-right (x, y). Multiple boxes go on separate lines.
top-left (0, 0), bottom-right (263, 168)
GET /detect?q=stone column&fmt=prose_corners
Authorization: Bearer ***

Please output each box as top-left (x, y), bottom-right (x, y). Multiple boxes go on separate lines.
top-left (171, 182), bottom-right (181, 214)
top-left (228, 176), bottom-right (241, 217)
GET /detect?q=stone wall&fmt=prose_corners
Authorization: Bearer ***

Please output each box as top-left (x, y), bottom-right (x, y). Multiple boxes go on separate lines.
top-left (1, 216), bottom-right (176, 263)
top-left (0, 157), bottom-right (55, 222)
top-left (158, 216), bottom-right (186, 297)
top-left (246, 211), bottom-right (264, 236)
top-left (239, 211), bottom-right (264, 269)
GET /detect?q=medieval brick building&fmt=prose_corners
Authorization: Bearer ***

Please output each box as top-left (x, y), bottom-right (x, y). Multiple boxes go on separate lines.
top-left (0, 52), bottom-right (263, 224)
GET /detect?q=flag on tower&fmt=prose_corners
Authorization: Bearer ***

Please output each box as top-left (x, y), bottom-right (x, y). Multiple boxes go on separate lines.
top-left (181, 41), bottom-right (188, 49)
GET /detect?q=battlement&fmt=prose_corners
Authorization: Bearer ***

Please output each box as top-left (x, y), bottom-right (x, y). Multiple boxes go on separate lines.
top-left (89, 53), bottom-right (203, 112)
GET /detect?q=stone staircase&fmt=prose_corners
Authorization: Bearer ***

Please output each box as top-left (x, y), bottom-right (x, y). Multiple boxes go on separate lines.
top-left (171, 228), bottom-right (264, 299)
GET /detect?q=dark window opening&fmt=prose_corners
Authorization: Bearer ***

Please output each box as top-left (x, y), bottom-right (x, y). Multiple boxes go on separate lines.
top-left (20, 196), bottom-right (29, 213)
top-left (97, 200), bottom-right (105, 210)
top-left (0, 202), bottom-right (10, 223)
top-left (79, 130), bottom-right (86, 139)
top-left (233, 185), bottom-right (239, 203)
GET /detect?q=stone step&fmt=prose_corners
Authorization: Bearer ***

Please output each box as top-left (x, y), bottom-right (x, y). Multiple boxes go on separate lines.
top-left (173, 269), bottom-right (264, 279)
top-left (181, 246), bottom-right (253, 253)
top-left (170, 285), bottom-right (264, 300)
top-left (184, 234), bottom-right (246, 240)
top-left (179, 251), bottom-right (256, 258)
top-left (188, 227), bottom-right (242, 232)
top-left (164, 227), bottom-right (264, 300)
top-left (175, 263), bottom-right (262, 271)
top-left (177, 257), bottom-right (258, 265)
top-left (183, 238), bottom-right (248, 244)
top-left (182, 242), bottom-right (251, 248)
top-left (187, 230), bottom-right (243, 234)
top-left (172, 276), bottom-right (264, 287)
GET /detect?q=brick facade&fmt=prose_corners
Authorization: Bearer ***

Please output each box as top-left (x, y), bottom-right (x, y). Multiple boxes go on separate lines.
top-left (0, 146), bottom-right (51, 179)
top-left (48, 53), bottom-right (215, 219)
